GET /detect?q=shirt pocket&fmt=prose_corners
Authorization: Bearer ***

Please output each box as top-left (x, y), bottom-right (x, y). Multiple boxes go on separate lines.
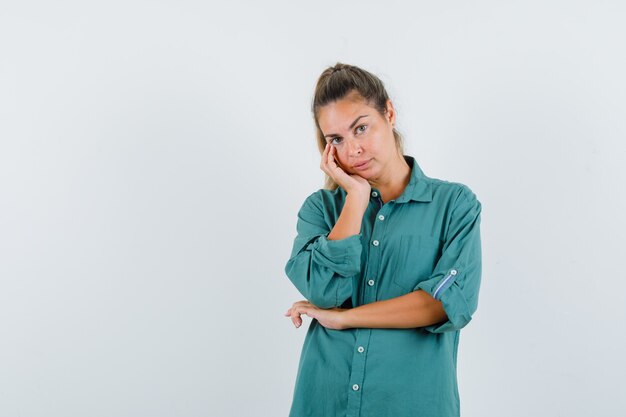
top-left (392, 234), bottom-right (442, 292)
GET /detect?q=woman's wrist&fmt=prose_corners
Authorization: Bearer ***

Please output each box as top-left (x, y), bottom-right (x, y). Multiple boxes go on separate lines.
top-left (339, 308), bottom-right (355, 329)
top-left (345, 191), bottom-right (370, 212)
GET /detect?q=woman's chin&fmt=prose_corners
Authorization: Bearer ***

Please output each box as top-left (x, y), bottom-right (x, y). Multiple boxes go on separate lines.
top-left (352, 165), bottom-right (377, 179)
top-left (346, 169), bottom-right (370, 178)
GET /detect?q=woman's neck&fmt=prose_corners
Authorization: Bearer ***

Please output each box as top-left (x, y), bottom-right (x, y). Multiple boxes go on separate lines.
top-left (369, 155), bottom-right (411, 203)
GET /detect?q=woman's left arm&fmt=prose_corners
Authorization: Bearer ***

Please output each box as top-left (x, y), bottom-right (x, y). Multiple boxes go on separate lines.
top-left (286, 290), bottom-right (446, 329)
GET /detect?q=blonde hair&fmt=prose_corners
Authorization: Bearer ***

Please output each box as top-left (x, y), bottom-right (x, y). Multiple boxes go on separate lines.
top-left (312, 63), bottom-right (404, 190)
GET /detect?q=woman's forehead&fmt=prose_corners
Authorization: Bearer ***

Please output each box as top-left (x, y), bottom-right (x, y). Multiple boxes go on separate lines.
top-left (317, 98), bottom-right (376, 133)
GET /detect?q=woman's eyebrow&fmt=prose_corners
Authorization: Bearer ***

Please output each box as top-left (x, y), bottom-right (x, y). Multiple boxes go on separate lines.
top-left (324, 115), bottom-right (369, 138)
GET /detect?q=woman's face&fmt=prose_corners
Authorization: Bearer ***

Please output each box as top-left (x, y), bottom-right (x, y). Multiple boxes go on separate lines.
top-left (317, 93), bottom-right (397, 180)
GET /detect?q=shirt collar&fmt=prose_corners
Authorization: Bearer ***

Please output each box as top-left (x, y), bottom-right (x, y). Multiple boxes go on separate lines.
top-left (393, 155), bottom-right (433, 203)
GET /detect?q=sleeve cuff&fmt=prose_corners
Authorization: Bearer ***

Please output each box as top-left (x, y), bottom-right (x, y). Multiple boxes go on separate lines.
top-left (308, 233), bottom-right (362, 277)
top-left (414, 270), bottom-right (473, 333)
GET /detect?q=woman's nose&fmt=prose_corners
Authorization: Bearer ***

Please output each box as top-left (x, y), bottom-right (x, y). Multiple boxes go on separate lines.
top-left (347, 139), bottom-right (362, 156)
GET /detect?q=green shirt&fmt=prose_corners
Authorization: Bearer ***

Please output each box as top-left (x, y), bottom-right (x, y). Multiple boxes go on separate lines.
top-left (285, 155), bottom-right (482, 417)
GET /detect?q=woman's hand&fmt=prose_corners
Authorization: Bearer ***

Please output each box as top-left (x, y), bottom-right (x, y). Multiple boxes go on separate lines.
top-left (321, 143), bottom-right (371, 200)
top-left (285, 300), bottom-right (350, 330)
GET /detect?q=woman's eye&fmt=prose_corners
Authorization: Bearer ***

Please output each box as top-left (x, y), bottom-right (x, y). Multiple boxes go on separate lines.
top-left (356, 125), bottom-right (367, 134)
top-left (330, 137), bottom-right (342, 145)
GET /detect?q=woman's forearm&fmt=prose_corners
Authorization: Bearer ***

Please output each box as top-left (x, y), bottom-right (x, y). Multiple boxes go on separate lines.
top-left (342, 290), bottom-right (448, 329)
top-left (327, 193), bottom-right (368, 240)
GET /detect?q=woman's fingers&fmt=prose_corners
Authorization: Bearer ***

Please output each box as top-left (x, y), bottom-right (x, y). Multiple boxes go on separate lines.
top-left (285, 301), bottom-right (313, 328)
top-left (320, 143), bottom-right (334, 175)
top-left (321, 144), bottom-right (348, 184)
top-left (290, 306), bottom-right (304, 327)
top-left (320, 144), bottom-right (337, 170)
top-left (328, 145), bottom-right (341, 171)
top-left (326, 143), bottom-right (335, 166)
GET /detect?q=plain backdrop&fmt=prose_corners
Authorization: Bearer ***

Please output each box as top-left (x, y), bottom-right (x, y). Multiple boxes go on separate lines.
top-left (1, 1), bottom-right (625, 416)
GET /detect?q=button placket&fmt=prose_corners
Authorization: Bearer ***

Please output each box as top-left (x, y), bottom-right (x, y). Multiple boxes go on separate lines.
top-left (346, 199), bottom-right (387, 416)
top-left (346, 328), bottom-right (371, 415)
top-left (366, 204), bottom-right (389, 298)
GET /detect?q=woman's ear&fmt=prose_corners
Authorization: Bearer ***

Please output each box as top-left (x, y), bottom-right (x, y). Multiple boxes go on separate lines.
top-left (386, 99), bottom-right (396, 126)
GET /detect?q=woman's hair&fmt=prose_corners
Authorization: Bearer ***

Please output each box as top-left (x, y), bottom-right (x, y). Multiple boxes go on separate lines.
top-left (312, 62), bottom-right (404, 190)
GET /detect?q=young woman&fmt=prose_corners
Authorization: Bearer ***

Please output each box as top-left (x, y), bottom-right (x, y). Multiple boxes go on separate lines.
top-left (284, 63), bottom-right (482, 417)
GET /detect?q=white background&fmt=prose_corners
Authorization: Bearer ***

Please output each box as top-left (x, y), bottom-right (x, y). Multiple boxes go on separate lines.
top-left (1, 1), bottom-right (625, 416)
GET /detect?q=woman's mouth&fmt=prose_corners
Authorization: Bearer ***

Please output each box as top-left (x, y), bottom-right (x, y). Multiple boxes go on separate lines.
top-left (353, 159), bottom-right (372, 170)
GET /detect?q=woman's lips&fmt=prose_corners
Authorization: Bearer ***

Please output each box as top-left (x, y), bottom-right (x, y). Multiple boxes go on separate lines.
top-left (353, 159), bottom-right (372, 170)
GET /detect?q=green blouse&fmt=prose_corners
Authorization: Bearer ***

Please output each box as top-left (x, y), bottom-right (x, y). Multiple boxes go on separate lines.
top-left (285, 155), bottom-right (482, 417)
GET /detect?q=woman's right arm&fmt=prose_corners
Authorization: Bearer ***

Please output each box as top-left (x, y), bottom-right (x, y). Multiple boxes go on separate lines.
top-left (285, 143), bottom-right (370, 308)
top-left (285, 192), bottom-right (368, 309)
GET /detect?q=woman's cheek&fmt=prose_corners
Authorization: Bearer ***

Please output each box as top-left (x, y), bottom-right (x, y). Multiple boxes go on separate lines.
top-left (335, 148), bottom-right (349, 167)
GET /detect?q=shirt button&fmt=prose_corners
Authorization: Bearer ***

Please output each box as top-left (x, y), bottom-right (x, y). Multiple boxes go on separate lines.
top-left (357, 346), bottom-right (365, 353)
top-left (352, 384), bottom-right (360, 391)
top-left (378, 214), bottom-right (385, 221)
top-left (368, 279), bottom-right (375, 286)
top-left (371, 191), bottom-right (378, 197)
top-left (372, 240), bottom-right (379, 246)
top-left (451, 269), bottom-right (457, 275)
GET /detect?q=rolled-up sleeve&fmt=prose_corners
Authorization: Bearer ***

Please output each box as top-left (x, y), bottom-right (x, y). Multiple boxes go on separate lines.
top-left (285, 193), bottom-right (362, 308)
top-left (414, 186), bottom-right (482, 333)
